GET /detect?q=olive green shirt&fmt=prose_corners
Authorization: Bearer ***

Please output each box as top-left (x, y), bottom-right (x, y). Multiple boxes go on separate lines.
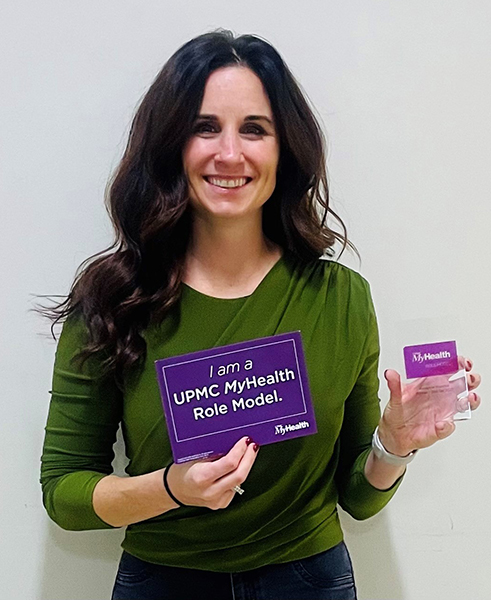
top-left (41, 254), bottom-right (402, 571)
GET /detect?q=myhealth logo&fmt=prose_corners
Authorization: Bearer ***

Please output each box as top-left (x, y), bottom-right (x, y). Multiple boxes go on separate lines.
top-left (412, 350), bottom-right (451, 363)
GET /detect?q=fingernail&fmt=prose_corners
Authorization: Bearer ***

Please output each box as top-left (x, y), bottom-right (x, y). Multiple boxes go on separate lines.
top-left (245, 437), bottom-right (255, 446)
top-left (383, 370), bottom-right (389, 380)
top-left (466, 359), bottom-right (472, 370)
top-left (253, 443), bottom-right (259, 452)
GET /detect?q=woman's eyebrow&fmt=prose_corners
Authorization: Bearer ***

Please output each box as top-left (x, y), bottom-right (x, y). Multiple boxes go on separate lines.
top-left (195, 114), bottom-right (274, 126)
top-left (244, 115), bottom-right (274, 126)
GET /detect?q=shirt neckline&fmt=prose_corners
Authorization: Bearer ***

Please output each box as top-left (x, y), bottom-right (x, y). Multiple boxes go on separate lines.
top-left (181, 253), bottom-right (285, 302)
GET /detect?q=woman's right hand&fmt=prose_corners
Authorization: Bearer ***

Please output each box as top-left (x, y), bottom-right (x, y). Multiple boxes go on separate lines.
top-left (165, 436), bottom-right (259, 510)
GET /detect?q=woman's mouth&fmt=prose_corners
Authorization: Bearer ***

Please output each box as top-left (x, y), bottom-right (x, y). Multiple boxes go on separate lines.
top-left (204, 176), bottom-right (252, 189)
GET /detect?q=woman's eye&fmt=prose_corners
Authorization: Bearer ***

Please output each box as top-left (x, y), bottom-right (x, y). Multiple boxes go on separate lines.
top-left (242, 124), bottom-right (266, 136)
top-left (193, 122), bottom-right (218, 135)
top-left (191, 122), bottom-right (267, 137)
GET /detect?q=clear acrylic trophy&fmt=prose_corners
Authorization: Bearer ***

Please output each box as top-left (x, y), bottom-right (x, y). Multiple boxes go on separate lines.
top-left (403, 340), bottom-right (471, 423)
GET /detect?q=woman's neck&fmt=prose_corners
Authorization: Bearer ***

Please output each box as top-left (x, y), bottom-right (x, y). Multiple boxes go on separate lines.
top-left (183, 214), bottom-right (282, 298)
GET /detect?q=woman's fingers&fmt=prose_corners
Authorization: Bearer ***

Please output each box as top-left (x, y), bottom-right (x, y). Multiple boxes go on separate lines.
top-left (457, 356), bottom-right (481, 406)
top-left (384, 370), bottom-right (426, 408)
top-left (459, 356), bottom-right (481, 383)
top-left (469, 392), bottom-right (481, 411)
top-left (435, 420), bottom-right (456, 440)
top-left (458, 356), bottom-right (473, 372)
top-left (215, 440), bottom-right (259, 492)
top-left (205, 437), bottom-right (251, 481)
top-left (456, 356), bottom-right (481, 400)
top-left (466, 371), bottom-right (481, 391)
top-left (384, 370), bottom-right (403, 405)
top-left (206, 442), bottom-right (260, 509)
top-left (168, 437), bottom-right (259, 509)
top-left (192, 437), bottom-right (259, 509)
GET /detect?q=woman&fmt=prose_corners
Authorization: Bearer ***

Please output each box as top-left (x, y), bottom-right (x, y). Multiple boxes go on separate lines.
top-left (41, 31), bottom-right (481, 600)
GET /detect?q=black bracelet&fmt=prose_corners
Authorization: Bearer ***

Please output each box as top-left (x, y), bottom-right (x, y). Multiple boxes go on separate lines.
top-left (163, 463), bottom-right (187, 507)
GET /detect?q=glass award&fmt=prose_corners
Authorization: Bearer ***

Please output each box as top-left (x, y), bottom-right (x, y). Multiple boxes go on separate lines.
top-left (403, 341), bottom-right (471, 423)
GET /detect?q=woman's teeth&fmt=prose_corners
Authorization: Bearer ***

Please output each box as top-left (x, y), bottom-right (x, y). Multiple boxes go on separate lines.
top-left (206, 177), bottom-right (248, 188)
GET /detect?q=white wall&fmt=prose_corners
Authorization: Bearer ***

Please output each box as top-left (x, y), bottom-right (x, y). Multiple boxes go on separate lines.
top-left (1, 1), bottom-right (490, 598)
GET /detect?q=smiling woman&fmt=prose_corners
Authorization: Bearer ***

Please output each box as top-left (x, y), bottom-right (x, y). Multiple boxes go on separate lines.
top-left (40, 28), bottom-right (481, 600)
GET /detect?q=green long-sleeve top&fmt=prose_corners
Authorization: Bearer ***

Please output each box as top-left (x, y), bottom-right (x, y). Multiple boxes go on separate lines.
top-left (40, 254), bottom-right (402, 572)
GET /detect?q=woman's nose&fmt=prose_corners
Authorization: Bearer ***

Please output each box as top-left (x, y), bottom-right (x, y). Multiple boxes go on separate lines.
top-left (215, 131), bottom-right (244, 164)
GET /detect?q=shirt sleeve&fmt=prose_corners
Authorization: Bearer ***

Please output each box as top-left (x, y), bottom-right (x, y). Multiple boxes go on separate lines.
top-left (40, 316), bottom-right (123, 530)
top-left (335, 281), bottom-right (404, 520)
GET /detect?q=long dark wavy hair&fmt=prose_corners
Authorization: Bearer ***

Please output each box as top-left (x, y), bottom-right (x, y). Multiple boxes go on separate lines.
top-left (43, 29), bottom-right (355, 383)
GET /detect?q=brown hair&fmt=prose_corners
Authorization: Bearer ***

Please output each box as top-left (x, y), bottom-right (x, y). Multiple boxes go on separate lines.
top-left (43, 30), bottom-right (355, 383)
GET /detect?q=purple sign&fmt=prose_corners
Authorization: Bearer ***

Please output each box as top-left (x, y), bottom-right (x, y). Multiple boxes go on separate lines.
top-left (155, 331), bottom-right (317, 463)
top-left (404, 340), bottom-right (459, 379)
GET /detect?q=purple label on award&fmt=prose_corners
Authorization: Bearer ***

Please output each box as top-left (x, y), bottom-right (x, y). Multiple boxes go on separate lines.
top-left (404, 340), bottom-right (459, 379)
top-left (155, 332), bottom-right (317, 463)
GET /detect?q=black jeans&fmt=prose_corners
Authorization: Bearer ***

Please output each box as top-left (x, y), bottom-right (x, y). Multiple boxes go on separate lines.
top-left (111, 541), bottom-right (357, 600)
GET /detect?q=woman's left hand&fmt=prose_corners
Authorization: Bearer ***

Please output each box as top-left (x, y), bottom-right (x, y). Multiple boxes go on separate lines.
top-left (378, 357), bottom-right (481, 457)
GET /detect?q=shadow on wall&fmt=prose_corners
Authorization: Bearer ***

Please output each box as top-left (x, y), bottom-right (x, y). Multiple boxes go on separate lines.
top-left (39, 429), bottom-right (128, 600)
top-left (39, 523), bottom-right (124, 600)
top-left (340, 508), bottom-right (406, 600)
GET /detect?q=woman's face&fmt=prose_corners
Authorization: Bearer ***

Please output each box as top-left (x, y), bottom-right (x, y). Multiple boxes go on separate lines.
top-left (183, 66), bottom-right (279, 223)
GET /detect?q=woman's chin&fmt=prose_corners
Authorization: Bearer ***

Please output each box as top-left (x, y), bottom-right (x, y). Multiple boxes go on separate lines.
top-left (191, 203), bottom-right (262, 223)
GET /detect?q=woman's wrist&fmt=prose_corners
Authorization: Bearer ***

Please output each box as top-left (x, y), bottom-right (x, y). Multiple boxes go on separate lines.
top-left (93, 470), bottom-right (180, 527)
top-left (372, 427), bottom-right (418, 466)
top-left (365, 449), bottom-right (407, 490)
top-left (163, 463), bottom-right (187, 508)
top-left (363, 423), bottom-right (418, 490)
top-left (376, 420), bottom-right (417, 458)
